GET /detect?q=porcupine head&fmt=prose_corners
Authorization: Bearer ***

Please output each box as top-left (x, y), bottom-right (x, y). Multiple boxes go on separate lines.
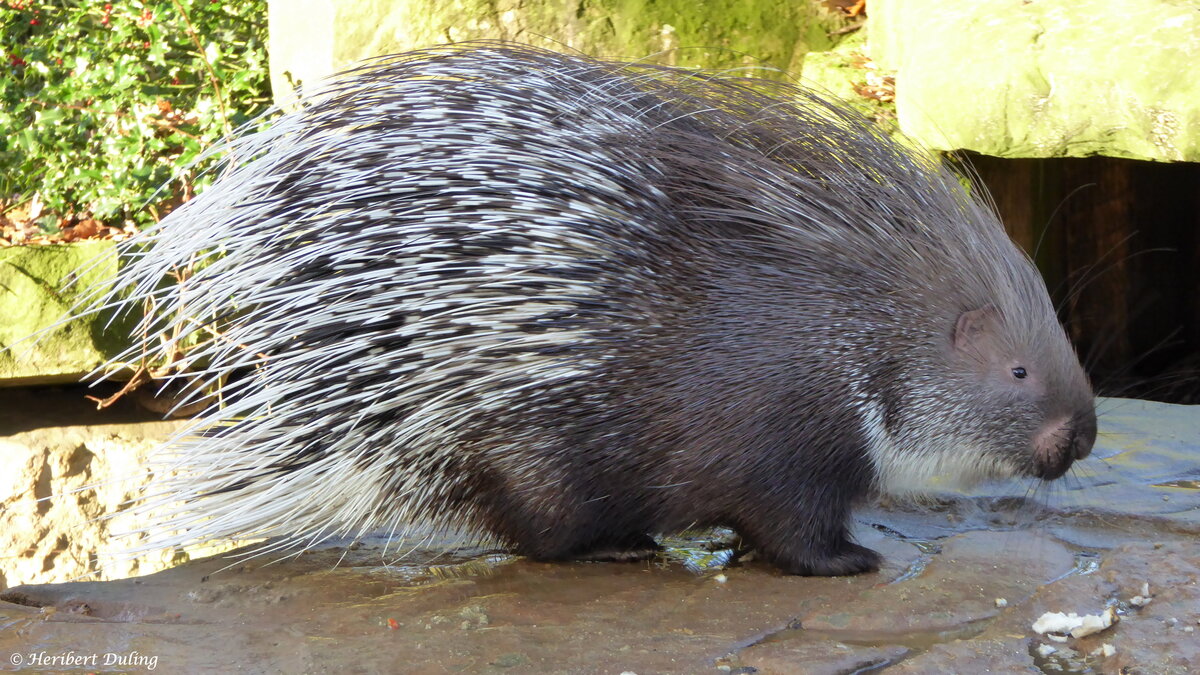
top-left (96, 45), bottom-right (1097, 578)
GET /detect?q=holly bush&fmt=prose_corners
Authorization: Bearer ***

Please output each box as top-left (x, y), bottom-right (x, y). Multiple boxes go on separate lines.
top-left (1, 0), bottom-right (271, 232)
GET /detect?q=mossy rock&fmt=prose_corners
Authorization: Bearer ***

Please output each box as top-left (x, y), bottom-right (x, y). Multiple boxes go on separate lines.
top-left (869, 0), bottom-right (1200, 161)
top-left (266, 0), bottom-right (851, 106)
top-left (0, 242), bottom-right (131, 385)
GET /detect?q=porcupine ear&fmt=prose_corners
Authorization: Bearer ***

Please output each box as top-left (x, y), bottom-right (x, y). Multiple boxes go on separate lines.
top-left (953, 305), bottom-right (1000, 355)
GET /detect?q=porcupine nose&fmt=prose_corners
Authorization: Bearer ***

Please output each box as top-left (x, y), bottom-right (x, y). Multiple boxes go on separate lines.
top-left (1072, 408), bottom-right (1097, 460)
top-left (1032, 408), bottom-right (1095, 481)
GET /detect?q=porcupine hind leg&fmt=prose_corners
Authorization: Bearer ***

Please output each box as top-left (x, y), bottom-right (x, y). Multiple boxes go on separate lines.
top-left (507, 500), bottom-right (662, 563)
top-left (469, 463), bottom-right (660, 563)
top-left (508, 517), bottom-right (661, 564)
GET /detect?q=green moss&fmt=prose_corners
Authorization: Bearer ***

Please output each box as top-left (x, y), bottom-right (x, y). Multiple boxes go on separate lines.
top-left (874, 0), bottom-right (1200, 161)
top-left (0, 241), bottom-right (133, 384)
top-left (275, 0), bottom-right (850, 98)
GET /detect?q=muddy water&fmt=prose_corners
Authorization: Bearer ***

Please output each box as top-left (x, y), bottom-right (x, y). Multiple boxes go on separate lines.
top-left (1, 398), bottom-right (1197, 674)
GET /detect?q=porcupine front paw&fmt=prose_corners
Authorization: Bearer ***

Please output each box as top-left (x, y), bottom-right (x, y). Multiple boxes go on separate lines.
top-left (739, 515), bottom-right (882, 576)
top-left (769, 541), bottom-right (881, 576)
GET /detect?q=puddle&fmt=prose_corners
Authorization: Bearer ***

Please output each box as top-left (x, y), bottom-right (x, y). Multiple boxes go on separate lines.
top-left (805, 618), bottom-right (993, 653)
top-left (1152, 479), bottom-right (1200, 490)
top-left (1028, 640), bottom-right (1108, 675)
top-left (658, 528), bottom-right (741, 573)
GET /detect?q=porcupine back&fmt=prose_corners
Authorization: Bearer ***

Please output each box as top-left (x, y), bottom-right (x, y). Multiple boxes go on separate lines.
top-left (101, 43), bottom-right (1089, 571)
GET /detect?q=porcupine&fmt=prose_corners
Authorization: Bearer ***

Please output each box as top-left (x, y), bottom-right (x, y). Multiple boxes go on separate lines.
top-left (97, 43), bottom-right (1097, 576)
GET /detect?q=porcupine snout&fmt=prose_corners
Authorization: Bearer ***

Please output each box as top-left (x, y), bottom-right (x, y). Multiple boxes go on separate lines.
top-left (1031, 409), bottom-right (1097, 480)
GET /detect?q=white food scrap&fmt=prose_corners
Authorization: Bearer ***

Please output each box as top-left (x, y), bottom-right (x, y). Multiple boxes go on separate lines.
top-left (1031, 607), bottom-right (1118, 639)
top-left (1128, 581), bottom-right (1153, 607)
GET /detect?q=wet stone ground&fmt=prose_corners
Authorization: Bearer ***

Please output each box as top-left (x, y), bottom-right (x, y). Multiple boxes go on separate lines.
top-left (1, 398), bottom-right (1197, 674)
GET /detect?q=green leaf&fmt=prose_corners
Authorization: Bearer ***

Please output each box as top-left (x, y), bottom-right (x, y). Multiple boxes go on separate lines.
top-left (1, 0), bottom-right (269, 229)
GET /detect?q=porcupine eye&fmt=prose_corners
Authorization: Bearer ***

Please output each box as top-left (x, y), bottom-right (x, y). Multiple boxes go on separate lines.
top-left (1011, 367), bottom-right (1028, 380)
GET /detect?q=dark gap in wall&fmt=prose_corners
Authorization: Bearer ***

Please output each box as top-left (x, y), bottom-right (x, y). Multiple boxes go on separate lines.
top-left (968, 153), bottom-right (1200, 404)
